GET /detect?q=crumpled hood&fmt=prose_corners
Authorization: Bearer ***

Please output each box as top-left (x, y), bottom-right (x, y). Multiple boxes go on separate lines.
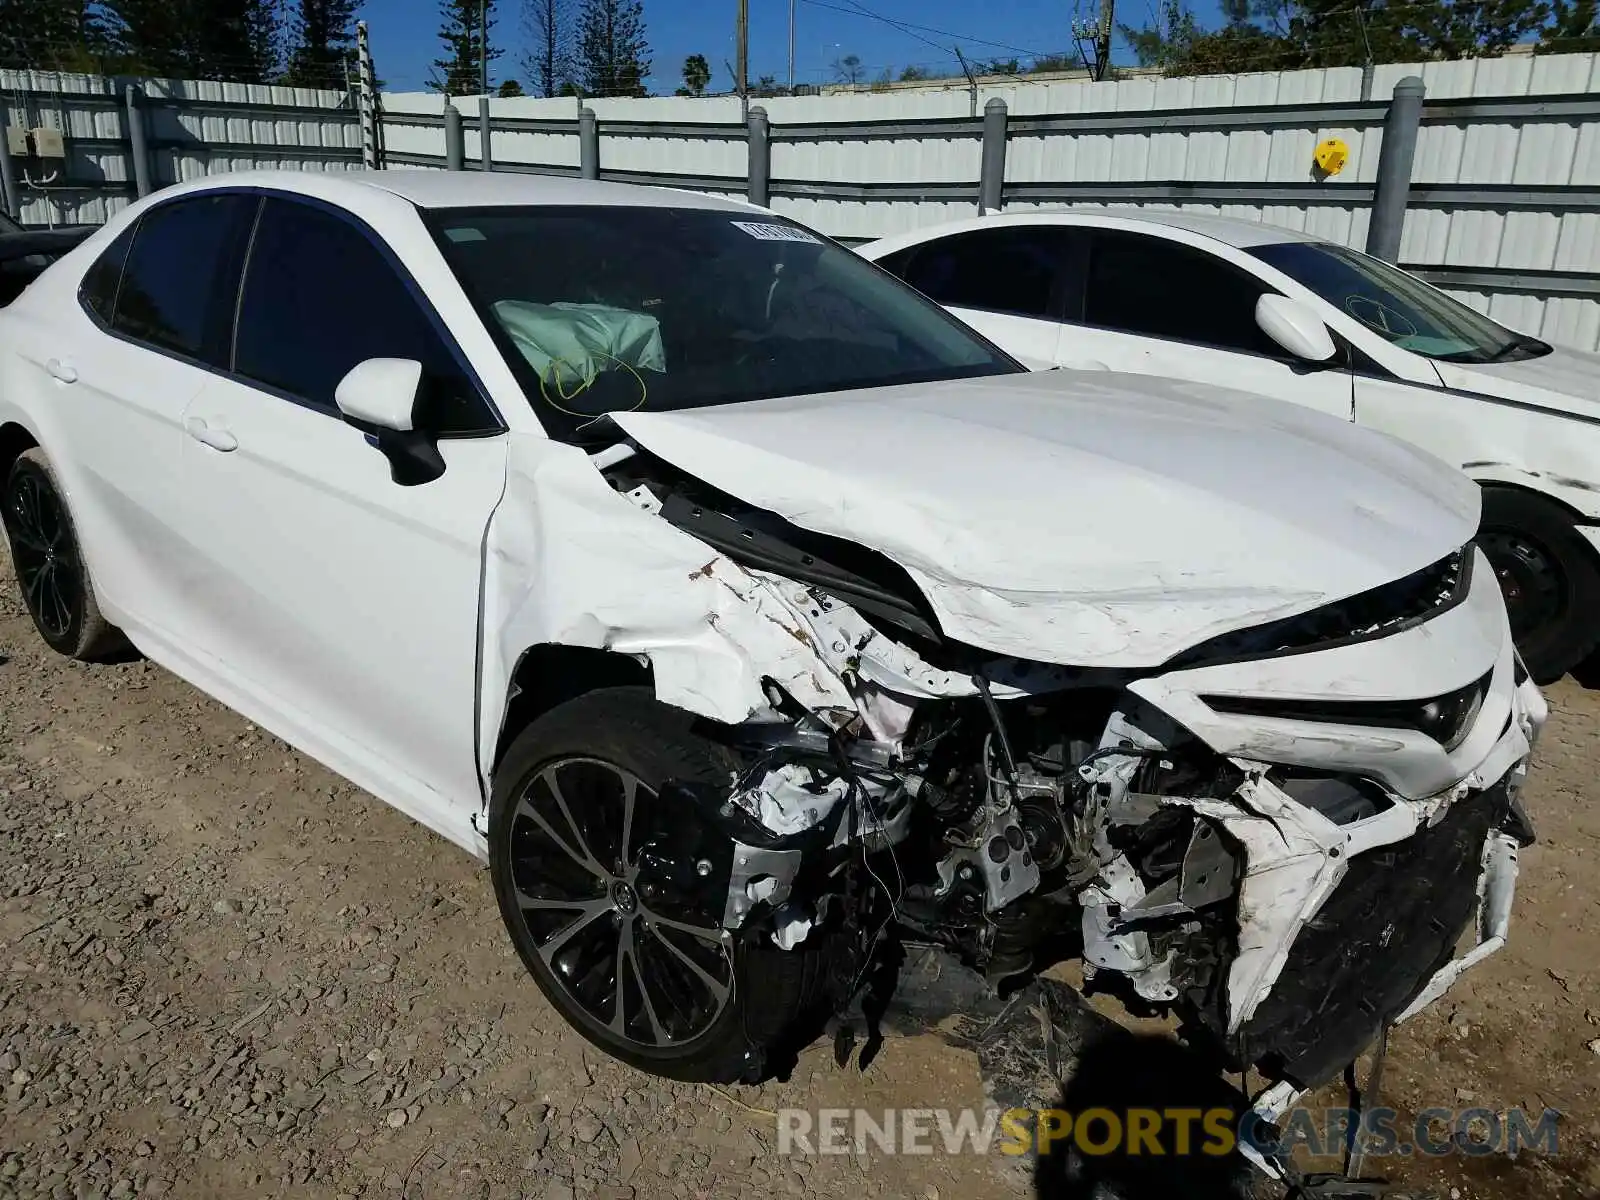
top-left (609, 370), bottom-right (1480, 667)
top-left (1433, 345), bottom-right (1600, 420)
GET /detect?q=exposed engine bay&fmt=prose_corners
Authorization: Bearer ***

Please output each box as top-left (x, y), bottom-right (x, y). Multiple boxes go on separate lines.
top-left (588, 441), bottom-right (1547, 1107)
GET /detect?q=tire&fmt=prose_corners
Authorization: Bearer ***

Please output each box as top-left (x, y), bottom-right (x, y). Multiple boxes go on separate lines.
top-left (1478, 487), bottom-right (1600, 686)
top-left (489, 687), bottom-right (829, 1083)
top-left (1, 448), bottom-right (128, 661)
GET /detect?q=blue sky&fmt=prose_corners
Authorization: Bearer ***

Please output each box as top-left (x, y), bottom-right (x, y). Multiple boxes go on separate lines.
top-left (362, 0), bottom-right (1222, 95)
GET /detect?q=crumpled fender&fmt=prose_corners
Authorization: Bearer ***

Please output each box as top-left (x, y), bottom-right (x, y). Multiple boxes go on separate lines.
top-left (476, 434), bottom-right (857, 780)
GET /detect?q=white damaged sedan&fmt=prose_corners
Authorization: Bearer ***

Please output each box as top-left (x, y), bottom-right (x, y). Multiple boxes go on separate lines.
top-left (0, 173), bottom-right (1545, 1115)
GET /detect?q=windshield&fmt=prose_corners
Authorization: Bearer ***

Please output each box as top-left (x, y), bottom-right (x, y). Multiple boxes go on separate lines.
top-left (428, 205), bottom-right (1019, 440)
top-left (1250, 240), bottom-right (1549, 364)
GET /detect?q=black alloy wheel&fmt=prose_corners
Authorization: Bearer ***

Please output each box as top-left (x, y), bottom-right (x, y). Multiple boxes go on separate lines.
top-left (3, 458), bottom-right (82, 645)
top-left (504, 756), bottom-right (735, 1050)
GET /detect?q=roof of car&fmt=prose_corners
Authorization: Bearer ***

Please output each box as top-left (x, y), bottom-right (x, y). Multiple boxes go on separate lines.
top-left (984, 206), bottom-right (1322, 248)
top-left (174, 169), bottom-right (759, 214)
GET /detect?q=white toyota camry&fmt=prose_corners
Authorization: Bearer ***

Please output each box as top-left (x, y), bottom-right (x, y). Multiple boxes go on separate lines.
top-left (861, 209), bottom-right (1600, 686)
top-left (0, 173), bottom-right (1545, 1160)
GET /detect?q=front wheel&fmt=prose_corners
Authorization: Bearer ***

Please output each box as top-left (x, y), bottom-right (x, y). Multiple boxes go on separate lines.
top-left (488, 687), bottom-right (828, 1082)
top-left (1, 448), bottom-right (127, 661)
top-left (1478, 487), bottom-right (1600, 685)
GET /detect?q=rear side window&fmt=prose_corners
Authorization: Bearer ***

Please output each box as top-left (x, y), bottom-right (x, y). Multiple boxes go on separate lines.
top-left (79, 225), bottom-right (136, 323)
top-left (891, 227), bottom-right (1072, 319)
top-left (112, 194), bottom-right (258, 364)
top-left (233, 199), bottom-right (494, 434)
top-left (1082, 230), bottom-right (1280, 357)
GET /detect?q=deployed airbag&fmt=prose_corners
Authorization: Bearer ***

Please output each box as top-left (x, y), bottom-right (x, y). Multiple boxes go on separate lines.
top-left (492, 300), bottom-right (666, 399)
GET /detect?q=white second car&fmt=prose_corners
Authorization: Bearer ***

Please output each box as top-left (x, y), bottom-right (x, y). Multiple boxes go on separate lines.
top-left (861, 209), bottom-right (1600, 685)
top-left (0, 174), bottom-right (1544, 1172)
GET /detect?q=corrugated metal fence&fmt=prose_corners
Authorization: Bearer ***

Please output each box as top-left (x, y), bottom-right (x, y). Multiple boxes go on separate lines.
top-left (381, 53), bottom-right (1600, 352)
top-left (3, 55), bottom-right (1598, 349)
top-left (0, 69), bottom-right (362, 228)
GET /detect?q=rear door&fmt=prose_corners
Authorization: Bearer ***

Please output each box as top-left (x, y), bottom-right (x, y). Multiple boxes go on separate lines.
top-left (876, 226), bottom-right (1074, 369)
top-left (24, 193), bottom-right (257, 635)
top-left (1064, 228), bottom-right (1355, 421)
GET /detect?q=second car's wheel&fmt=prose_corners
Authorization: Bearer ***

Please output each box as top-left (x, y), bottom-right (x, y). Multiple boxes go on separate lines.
top-left (489, 687), bottom-right (830, 1083)
top-left (1, 448), bottom-right (128, 661)
top-left (1478, 487), bottom-right (1600, 685)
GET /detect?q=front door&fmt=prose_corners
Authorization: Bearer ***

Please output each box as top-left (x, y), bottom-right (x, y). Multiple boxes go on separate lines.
top-left (1061, 229), bottom-right (1355, 422)
top-left (173, 196), bottom-right (509, 837)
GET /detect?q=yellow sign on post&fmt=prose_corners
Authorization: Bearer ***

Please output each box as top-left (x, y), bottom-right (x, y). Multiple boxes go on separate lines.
top-left (1313, 137), bottom-right (1350, 177)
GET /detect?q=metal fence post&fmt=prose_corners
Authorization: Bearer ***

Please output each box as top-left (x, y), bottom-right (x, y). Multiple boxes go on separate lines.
top-left (579, 106), bottom-right (599, 180)
top-left (124, 84), bottom-right (152, 199)
top-left (747, 105), bottom-right (770, 207)
top-left (979, 96), bottom-right (1007, 214)
top-left (357, 20), bottom-right (386, 170)
top-left (1366, 75), bottom-right (1425, 263)
top-left (478, 96), bottom-right (493, 171)
top-left (0, 114), bottom-right (18, 220)
top-left (443, 102), bottom-right (465, 170)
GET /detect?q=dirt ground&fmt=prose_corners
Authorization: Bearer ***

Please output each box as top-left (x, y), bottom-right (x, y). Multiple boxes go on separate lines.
top-left (1, 563), bottom-right (1596, 1200)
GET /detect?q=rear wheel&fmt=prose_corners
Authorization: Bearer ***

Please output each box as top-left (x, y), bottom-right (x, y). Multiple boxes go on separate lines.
top-left (1478, 488), bottom-right (1600, 685)
top-left (489, 687), bottom-right (828, 1082)
top-left (1, 448), bottom-right (127, 661)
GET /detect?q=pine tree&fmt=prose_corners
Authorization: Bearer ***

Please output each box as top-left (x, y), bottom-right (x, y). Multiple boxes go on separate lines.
top-left (285, 0), bottom-right (360, 89)
top-left (100, 0), bottom-right (280, 81)
top-left (521, 0), bottom-right (571, 97)
top-left (0, 0), bottom-right (109, 72)
top-left (1543, 0), bottom-right (1600, 51)
top-left (573, 0), bottom-right (649, 98)
top-left (431, 0), bottom-right (501, 94)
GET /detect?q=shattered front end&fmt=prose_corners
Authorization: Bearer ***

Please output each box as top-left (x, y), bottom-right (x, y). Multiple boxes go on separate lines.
top-left (563, 438), bottom-right (1545, 1107)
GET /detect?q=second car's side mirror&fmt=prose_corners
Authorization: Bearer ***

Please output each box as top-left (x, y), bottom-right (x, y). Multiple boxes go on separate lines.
top-left (334, 357), bottom-right (446, 487)
top-left (1255, 294), bottom-right (1338, 365)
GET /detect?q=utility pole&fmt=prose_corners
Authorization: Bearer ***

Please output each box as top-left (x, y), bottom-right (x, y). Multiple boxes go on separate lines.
top-left (1095, 0), bottom-right (1114, 82)
top-left (1073, 0), bottom-right (1115, 82)
top-left (736, 0), bottom-right (750, 110)
top-left (788, 0), bottom-right (796, 93)
top-left (480, 0), bottom-right (489, 94)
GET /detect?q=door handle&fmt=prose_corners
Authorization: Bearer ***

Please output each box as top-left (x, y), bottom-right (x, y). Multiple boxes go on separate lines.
top-left (45, 358), bottom-right (77, 384)
top-left (185, 417), bottom-right (238, 453)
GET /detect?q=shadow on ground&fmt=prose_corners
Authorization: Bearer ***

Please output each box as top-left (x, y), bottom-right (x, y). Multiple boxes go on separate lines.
top-left (1032, 1027), bottom-right (1263, 1200)
top-left (872, 947), bottom-right (1268, 1199)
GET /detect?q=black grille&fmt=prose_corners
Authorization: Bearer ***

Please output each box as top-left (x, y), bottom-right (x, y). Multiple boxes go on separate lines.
top-left (1168, 546), bottom-right (1471, 669)
top-left (1222, 785), bottom-right (1503, 1088)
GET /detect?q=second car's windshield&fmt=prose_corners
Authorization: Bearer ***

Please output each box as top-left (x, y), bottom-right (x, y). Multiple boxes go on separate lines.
top-left (428, 205), bottom-right (1019, 439)
top-left (1250, 240), bottom-right (1548, 364)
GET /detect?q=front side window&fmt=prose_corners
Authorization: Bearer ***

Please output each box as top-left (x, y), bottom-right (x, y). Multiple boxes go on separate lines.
top-left (428, 206), bottom-right (1019, 442)
top-left (233, 199), bottom-right (494, 433)
top-left (112, 194), bottom-right (257, 364)
top-left (890, 226), bottom-right (1072, 319)
top-left (1082, 230), bottom-right (1282, 358)
top-left (1250, 240), bottom-right (1548, 363)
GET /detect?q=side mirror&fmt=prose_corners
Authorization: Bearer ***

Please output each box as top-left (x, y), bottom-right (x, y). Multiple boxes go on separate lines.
top-left (334, 357), bottom-right (445, 487)
top-left (1255, 294), bottom-right (1337, 364)
top-left (335, 357), bottom-right (422, 431)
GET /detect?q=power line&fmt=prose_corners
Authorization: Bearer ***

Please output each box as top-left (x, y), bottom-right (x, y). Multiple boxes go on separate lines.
top-left (797, 0), bottom-right (1062, 61)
